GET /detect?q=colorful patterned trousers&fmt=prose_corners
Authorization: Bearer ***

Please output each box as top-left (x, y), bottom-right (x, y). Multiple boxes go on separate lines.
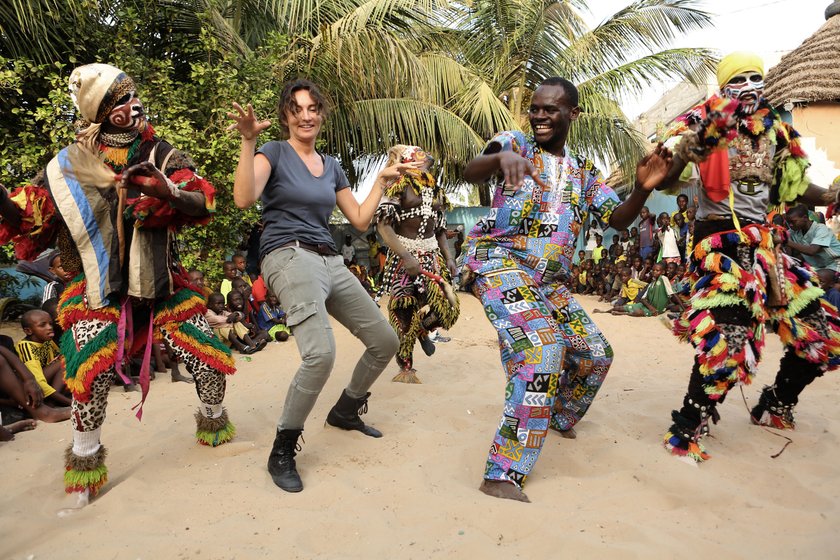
top-left (473, 267), bottom-right (613, 488)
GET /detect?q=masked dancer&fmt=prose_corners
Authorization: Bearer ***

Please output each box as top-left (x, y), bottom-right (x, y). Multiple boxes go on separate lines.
top-left (657, 52), bottom-right (840, 462)
top-left (374, 145), bottom-right (459, 384)
top-left (0, 64), bottom-right (236, 506)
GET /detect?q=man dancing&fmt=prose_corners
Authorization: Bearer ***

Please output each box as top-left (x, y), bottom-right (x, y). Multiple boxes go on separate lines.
top-left (460, 77), bottom-right (670, 502)
top-left (0, 64), bottom-right (236, 505)
top-left (375, 145), bottom-right (460, 384)
top-left (658, 52), bottom-right (840, 462)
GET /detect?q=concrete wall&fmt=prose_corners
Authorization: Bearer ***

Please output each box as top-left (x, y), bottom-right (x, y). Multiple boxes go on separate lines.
top-left (792, 102), bottom-right (840, 186)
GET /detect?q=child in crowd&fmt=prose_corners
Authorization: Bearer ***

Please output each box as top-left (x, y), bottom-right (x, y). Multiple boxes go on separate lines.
top-left (818, 269), bottom-right (840, 308)
top-left (640, 257), bottom-right (655, 283)
top-left (41, 250), bottom-right (72, 304)
top-left (0, 338), bottom-right (70, 425)
top-left (615, 267), bottom-right (646, 306)
top-left (220, 260), bottom-right (238, 299)
top-left (614, 245), bottom-right (627, 266)
top-left (577, 261), bottom-right (589, 294)
top-left (670, 193), bottom-right (689, 226)
top-left (629, 226), bottom-right (639, 249)
top-left (619, 229), bottom-right (632, 255)
top-left (570, 265), bottom-right (580, 293)
top-left (597, 263), bottom-right (680, 316)
top-left (15, 309), bottom-right (72, 407)
top-left (629, 255), bottom-right (642, 280)
top-left (232, 253), bottom-right (252, 285)
top-left (227, 289), bottom-right (270, 347)
top-left (205, 292), bottom-right (263, 354)
top-left (257, 293), bottom-right (291, 342)
top-left (250, 274), bottom-right (268, 307)
top-left (608, 234), bottom-right (620, 261)
top-left (673, 212), bottom-right (687, 262)
top-left (592, 235), bottom-right (606, 266)
top-left (657, 212), bottom-right (681, 265)
top-left (586, 262), bottom-right (601, 294)
top-left (188, 269), bottom-right (210, 299)
top-left (367, 233), bottom-right (381, 276)
top-left (232, 277), bottom-right (260, 320)
top-left (375, 247), bottom-right (388, 282)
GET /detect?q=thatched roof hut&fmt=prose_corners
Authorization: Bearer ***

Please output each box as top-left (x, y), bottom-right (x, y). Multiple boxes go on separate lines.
top-left (765, 1), bottom-right (840, 106)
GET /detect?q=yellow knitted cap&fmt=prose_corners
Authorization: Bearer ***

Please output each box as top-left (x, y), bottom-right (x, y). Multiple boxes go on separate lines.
top-left (717, 52), bottom-right (764, 89)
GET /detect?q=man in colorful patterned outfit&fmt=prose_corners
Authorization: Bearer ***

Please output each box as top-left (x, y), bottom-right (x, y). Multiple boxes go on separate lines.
top-left (0, 64), bottom-right (236, 506)
top-left (461, 77), bottom-right (670, 502)
top-left (658, 52), bottom-right (840, 462)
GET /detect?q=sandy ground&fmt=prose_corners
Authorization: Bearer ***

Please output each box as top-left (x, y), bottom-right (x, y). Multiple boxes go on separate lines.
top-left (1, 293), bottom-right (839, 560)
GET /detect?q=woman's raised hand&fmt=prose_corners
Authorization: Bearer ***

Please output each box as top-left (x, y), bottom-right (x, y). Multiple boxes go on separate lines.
top-left (227, 102), bottom-right (271, 140)
top-left (377, 160), bottom-right (425, 184)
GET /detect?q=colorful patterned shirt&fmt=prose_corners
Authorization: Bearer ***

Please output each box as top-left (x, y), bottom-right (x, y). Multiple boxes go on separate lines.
top-left (463, 131), bottom-right (619, 284)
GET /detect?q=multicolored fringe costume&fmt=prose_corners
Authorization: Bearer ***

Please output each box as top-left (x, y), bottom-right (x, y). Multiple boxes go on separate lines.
top-left (375, 171), bottom-right (459, 380)
top-left (462, 131), bottom-right (619, 489)
top-left (1, 116), bottom-right (235, 497)
top-left (662, 97), bottom-right (840, 462)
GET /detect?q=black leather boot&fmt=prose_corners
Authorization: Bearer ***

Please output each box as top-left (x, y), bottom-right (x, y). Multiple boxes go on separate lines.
top-left (325, 390), bottom-right (382, 438)
top-left (267, 429), bottom-right (303, 492)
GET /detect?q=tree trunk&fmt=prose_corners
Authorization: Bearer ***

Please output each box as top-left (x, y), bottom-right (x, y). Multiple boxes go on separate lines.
top-left (478, 183), bottom-right (491, 207)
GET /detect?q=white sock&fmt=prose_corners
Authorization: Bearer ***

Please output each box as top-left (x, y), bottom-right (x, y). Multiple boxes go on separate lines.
top-left (200, 402), bottom-right (223, 419)
top-left (72, 428), bottom-right (102, 457)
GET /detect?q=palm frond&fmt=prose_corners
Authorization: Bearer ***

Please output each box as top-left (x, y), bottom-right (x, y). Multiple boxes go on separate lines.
top-left (325, 97), bottom-right (484, 189)
top-left (575, 48), bottom-right (717, 102)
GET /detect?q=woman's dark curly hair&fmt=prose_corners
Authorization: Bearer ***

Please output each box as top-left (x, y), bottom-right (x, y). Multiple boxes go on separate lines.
top-left (277, 79), bottom-right (330, 137)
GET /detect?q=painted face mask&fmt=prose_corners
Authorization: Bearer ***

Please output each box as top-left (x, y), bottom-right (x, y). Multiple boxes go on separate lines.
top-left (722, 72), bottom-right (765, 114)
top-left (399, 145), bottom-right (434, 169)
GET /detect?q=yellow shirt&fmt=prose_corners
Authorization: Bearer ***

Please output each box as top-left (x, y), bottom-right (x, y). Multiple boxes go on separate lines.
top-left (620, 278), bottom-right (647, 302)
top-left (15, 339), bottom-right (61, 397)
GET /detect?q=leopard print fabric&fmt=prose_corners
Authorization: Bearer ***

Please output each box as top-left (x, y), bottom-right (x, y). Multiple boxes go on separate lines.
top-left (160, 313), bottom-right (226, 406)
top-left (68, 310), bottom-right (228, 434)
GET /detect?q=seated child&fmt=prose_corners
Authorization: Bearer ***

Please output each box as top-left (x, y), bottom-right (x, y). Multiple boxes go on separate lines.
top-left (640, 257), bottom-right (655, 283)
top-left (577, 262), bottom-right (589, 294)
top-left (614, 245), bottom-right (627, 267)
top-left (630, 256), bottom-right (644, 280)
top-left (15, 310), bottom-right (71, 407)
top-left (818, 269), bottom-right (840, 308)
top-left (205, 292), bottom-right (263, 354)
top-left (612, 267), bottom-right (646, 306)
top-left (228, 288), bottom-right (270, 347)
top-left (0, 343), bottom-right (70, 424)
top-left (570, 265), bottom-right (581, 293)
top-left (257, 293), bottom-right (291, 342)
top-left (600, 263), bottom-right (683, 316)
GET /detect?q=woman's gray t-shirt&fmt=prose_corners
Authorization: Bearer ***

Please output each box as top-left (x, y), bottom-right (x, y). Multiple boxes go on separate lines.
top-left (257, 141), bottom-right (349, 258)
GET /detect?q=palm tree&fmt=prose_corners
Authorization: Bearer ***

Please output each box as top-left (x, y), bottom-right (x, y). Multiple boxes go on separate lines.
top-left (450, 0), bottom-right (716, 201)
top-left (2, 0), bottom-right (716, 202)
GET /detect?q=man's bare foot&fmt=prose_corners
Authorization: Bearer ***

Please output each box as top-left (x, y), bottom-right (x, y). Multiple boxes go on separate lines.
top-left (170, 370), bottom-right (194, 384)
top-left (559, 426), bottom-right (576, 439)
top-left (0, 419), bottom-right (37, 441)
top-left (479, 480), bottom-right (530, 503)
top-left (31, 405), bottom-right (71, 423)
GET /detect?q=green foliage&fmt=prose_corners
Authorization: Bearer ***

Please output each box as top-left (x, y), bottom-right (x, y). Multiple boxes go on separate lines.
top-left (0, 9), bottom-right (291, 284)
